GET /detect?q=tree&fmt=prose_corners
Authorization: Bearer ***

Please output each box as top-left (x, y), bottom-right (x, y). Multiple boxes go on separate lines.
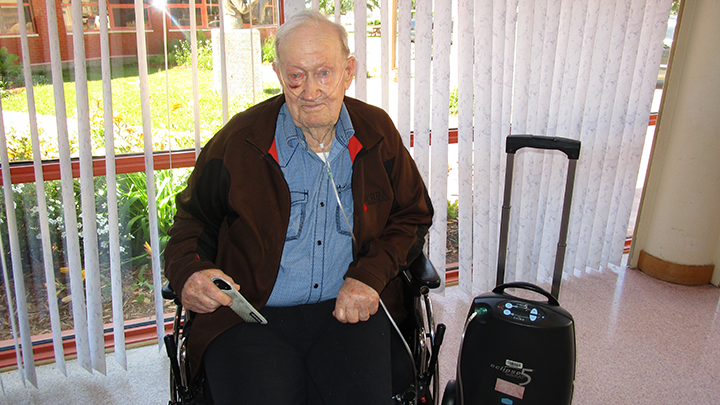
top-left (308, 0), bottom-right (380, 16)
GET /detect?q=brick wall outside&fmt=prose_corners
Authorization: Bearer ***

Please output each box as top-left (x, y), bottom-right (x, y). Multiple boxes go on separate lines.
top-left (1, 0), bottom-right (210, 68)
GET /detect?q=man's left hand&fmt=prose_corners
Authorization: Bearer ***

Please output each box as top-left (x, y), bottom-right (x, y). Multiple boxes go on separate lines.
top-left (333, 277), bottom-right (380, 323)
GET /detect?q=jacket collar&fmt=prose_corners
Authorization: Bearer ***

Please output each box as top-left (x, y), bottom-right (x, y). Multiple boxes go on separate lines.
top-left (342, 96), bottom-right (384, 151)
top-left (247, 94), bottom-right (286, 154)
top-left (249, 94), bottom-right (383, 162)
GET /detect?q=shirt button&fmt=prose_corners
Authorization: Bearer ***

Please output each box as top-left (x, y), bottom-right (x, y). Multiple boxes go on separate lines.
top-left (313, 283), bottom-right (319, 289)
top-left (317, 240), bottom-right (322, 245)
top-left (320, 202), bottom-right (325, 207)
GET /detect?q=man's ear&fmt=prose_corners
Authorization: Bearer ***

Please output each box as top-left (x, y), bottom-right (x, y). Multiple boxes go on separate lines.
top-left (344, 56), bottom-right (357, 89)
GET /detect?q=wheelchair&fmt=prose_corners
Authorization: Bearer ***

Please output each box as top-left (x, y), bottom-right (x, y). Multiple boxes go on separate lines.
top-left (163, 252), bottom-right (445, 405)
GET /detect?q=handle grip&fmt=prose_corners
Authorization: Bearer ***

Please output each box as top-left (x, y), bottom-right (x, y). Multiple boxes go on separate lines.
top-left (427, 323), bottom-right (446, 378)
top-left (492, 282), bottom-right (560, 306)
top-left (506, 135), bottom-right (581, 159)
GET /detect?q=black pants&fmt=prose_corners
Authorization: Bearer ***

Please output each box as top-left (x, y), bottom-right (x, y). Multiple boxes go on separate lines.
top-left (203, 299), bottom-right (393, 405)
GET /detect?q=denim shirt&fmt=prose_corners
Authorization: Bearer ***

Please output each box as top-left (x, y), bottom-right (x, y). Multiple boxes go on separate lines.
top-left (265, 103), bottom-right (355, 307)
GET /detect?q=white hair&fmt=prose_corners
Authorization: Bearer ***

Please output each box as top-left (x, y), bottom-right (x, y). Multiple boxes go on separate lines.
top-left (273, 9), bottom-right (350, 66)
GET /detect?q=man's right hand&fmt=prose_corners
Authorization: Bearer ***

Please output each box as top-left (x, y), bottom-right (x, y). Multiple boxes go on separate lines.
top-left (180, 269), bottom-right (240, 313)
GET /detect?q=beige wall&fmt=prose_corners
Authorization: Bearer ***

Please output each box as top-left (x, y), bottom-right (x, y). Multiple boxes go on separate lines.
top-left (630, 0), bottom-right (720, 286)
top-left (715, 233), bottom-right (720, 285)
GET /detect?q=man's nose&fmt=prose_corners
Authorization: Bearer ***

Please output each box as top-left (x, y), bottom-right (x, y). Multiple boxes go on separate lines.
top-left (300, 76), bottom-right (322, 101)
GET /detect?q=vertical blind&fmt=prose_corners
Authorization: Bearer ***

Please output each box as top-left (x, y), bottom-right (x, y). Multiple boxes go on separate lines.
top-left (292, 0), bottom-right (673, 291)
top-left (0, 0), bottom-right (211, 388)
top-left (1, 0), bottom-right (672, 390)
top-left (501, 0), bottom-right (671, 295)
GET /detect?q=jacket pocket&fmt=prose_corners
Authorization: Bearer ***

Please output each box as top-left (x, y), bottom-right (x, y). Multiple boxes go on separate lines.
top-left (334, 183), bottom-right (354, 237)
top-left (286, 190), bottom-right (308, 241)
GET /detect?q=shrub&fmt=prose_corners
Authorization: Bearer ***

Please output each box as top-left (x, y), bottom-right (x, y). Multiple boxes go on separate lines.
top-left (262, 36), bottom-right (275, 64)
top-left (32, 73), bottom-right (49, 86)
top-left (0, 47), bottom-right (23, 91)
top-left (449, 88), bottom-right (459, 115)
top-left (118, 168), bottom-right (191, 270)
top-left (170, 35), bottom-right (213, 71)
top-left (447, 199), bottom-right (459, 220)
top-left (148, 54), bottom-right (167, 68)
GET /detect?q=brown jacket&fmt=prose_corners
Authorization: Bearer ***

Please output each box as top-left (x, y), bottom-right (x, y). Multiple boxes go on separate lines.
top-left (164, 94), bottom-right (433, 377)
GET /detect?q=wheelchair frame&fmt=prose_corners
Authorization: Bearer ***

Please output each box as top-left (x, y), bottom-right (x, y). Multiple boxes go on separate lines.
top-left (163, 253), bottom-right (445, 405)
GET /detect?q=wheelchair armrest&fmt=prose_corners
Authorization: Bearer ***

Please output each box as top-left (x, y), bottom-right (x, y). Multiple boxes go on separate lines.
top-left (406, 252), bottom-right (441, 293)
top-left (162, 281), bottom-right (178, 301)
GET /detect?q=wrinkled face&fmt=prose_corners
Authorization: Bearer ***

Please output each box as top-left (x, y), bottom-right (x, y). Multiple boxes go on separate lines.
top-left (273, 25), bottom-right (356, 134)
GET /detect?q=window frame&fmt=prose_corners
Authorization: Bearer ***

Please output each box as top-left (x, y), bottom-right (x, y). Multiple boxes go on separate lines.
top-left (163, 0), bottom-right (278, 30)
top-left (59, 0), bottom-right (151, 32)
top-left (0, 0), bottom-right (36, 36)
top-left (107, 0), bottom-right (151, 30)
top-left (59, 0), bottom-right (101, 32)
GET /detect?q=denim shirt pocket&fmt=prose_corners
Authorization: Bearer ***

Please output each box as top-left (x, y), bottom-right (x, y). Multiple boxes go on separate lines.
top-left (334, 183), bottom-right (354, 237)
top-left (286, 190), bottom-right (308, 241)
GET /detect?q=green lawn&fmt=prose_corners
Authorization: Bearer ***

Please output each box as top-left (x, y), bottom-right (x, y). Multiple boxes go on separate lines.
top-left (2, 65), bottom-right (281, 148)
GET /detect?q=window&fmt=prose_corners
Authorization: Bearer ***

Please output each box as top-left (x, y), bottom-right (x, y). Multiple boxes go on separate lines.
top-left (163, 0), bottom-right (277, 29)
top-left (108, 0), bottom-right (150, 29)
top-left (232, 0), bottom-right (278, 26)
top-left (166, 0), bottom-right (205, 29)
top-left (60, 0), bottom-right (100, 31)
top-left (163, 0), bottom-right (218, 29)
top-left (61, 0), bottom-right (150, 31)
top-left (0, 0), bottom-right (35, 35)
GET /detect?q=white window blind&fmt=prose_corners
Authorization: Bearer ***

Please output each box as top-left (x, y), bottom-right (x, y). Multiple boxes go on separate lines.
top-left (463, 0), bottom-right (672, 294)
top-left (0, 0), bottom-right (215, 388)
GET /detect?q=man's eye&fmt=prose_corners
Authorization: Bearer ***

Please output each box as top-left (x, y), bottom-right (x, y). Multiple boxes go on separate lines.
top-left (320, 70), bottom-right (330, 76)
top-left (289, 73), bottom-right (303, 80)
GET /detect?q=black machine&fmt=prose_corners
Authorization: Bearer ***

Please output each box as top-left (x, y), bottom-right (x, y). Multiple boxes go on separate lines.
top-left (443, 135), bottom-right (580, 405)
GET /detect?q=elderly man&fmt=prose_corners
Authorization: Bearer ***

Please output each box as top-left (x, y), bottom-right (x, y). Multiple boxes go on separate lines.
top-left (164, 9), bottom-right (433, 404)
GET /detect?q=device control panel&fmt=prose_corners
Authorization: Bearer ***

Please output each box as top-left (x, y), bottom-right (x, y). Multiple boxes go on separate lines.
top-left (496, 300), bottom-right (547, 324)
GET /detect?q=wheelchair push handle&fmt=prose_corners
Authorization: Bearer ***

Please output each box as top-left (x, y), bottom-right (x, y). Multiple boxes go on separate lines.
top-left (506, 135), bottom-right (581, 160)
top-left (403, 252), bottom-right (442, 297)
top-left (428, 323), bottom-right (446, 374)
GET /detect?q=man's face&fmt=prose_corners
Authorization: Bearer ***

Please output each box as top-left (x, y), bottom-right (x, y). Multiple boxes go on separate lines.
top-left (273, 25), bottom-right (356, 134)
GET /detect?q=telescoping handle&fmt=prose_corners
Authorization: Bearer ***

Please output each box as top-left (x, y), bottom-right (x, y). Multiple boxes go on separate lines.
top-left (497, 135), bottom-right (581, 300)
top-left (493, 282), bottom-right (560, 307)
top-left (506, 135), bottom-right (581, 159)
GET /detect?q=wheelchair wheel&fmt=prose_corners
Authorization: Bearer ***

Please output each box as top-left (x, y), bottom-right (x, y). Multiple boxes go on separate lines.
top-left (169, 372), bottom-right (178, 404)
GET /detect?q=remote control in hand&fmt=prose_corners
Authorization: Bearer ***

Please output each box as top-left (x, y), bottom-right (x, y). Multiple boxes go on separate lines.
top-left (211, 277), bottom-right (268, 324)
